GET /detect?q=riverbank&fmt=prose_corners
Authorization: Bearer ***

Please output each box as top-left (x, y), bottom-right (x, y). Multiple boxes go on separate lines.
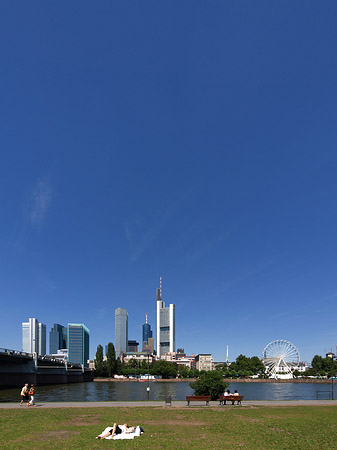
top-left (94, 377), bottom-right (331, 383)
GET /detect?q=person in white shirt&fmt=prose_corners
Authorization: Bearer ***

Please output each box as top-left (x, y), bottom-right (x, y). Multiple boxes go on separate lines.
top-left (96, 423), bottom-right (135, 439)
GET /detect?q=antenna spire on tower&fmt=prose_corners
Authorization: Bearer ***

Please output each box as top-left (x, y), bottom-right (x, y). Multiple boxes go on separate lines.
top-left (160, 276), bottom-right (162, 299)
top-left (146, 313), bottom-right (148, 324)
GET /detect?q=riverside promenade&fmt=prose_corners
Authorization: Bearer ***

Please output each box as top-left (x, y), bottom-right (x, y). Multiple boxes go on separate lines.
top-left (1, 400), bottom-right (337, 408)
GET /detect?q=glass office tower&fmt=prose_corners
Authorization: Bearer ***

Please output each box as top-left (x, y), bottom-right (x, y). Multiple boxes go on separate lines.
top-left (115, 307), bottom-right (128, 358)
top-left (49, 323), bottom-right (67, 354)
top-left (67, 323), bottom-right (89, 366)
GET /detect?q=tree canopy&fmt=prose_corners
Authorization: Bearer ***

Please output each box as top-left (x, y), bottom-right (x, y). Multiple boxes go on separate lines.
top-left (190, 371), bottom-right (228, 400)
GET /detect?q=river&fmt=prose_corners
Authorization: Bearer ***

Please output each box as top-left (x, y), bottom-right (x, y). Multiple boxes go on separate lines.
top-left (0, 380), bottom-right (333, 402)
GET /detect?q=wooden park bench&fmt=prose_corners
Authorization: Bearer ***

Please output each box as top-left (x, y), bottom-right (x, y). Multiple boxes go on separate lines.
top-left (186, 395), bottom-right (211, 406)
top-left (218, 394), bottom-right (243, 406)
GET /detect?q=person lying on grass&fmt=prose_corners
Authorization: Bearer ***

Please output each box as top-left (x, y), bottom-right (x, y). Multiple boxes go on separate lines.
top-left (96, 423), bottom-right (135, 439)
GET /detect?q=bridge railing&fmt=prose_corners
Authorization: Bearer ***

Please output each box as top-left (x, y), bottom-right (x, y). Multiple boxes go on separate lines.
top-left (0, 348), bottom-right (33, 358)
top-left (0, 348), bottom-right (91, 371)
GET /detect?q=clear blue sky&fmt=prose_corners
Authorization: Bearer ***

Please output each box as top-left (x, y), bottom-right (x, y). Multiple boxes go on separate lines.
top-left (1, 1), bottom-right (337, 363)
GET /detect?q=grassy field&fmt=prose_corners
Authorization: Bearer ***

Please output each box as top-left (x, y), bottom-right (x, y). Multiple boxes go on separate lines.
top-left (0, 405), bottom-right (336, 449)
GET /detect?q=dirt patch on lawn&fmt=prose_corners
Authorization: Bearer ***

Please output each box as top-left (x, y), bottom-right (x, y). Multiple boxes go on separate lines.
top-left (35, 430), bottom-right (80, 441)
top-left (233, 415), bottom-right (262, 423)
top-left (66, 414), bottom-right (101, 426)
top-left (143, 419), bottom-right (207, 426)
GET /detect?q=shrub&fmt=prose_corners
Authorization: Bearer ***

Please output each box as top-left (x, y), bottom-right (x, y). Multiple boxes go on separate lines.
top-left (189, 371), bottom-right (229, 400)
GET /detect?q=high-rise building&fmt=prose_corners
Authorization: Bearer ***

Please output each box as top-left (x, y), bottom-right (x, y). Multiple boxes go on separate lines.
top-left (156, 278), bottom-right (175, 357)
top-left (115, 307), bottom-right (128, 357)
top-left (22, 318), bottom-right (46, 356)
top-left (49, 323), bottom-right (67, 354)
top-left (38, 323), bottom-right (46, 356)
top-left (142, 313), bottom-right (153, 351)
top-left (67, 323), bottom-right (89, 366)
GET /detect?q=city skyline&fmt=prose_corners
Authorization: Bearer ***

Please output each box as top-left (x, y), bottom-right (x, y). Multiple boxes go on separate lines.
top-left (1, 2), bottom-right (337, 363)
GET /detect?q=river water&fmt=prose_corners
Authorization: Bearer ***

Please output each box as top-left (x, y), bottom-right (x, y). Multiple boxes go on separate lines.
top-left (0, 381), bottom-right (332, 402)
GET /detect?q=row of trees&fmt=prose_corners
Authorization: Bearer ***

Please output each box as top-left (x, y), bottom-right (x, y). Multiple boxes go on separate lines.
top-left (95, 345), bottom-right (266, 379)
top-left (95, 345), bottom-right (337, 380)
top-left (94, 343), bottom-right (117, 378)
top-left (216, 354), bottom-right (266, 378)
top-left (296, 355), bottom-right (337, 378)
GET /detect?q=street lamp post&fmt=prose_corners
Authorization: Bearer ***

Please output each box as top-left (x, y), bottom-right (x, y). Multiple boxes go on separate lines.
top-left (326, 352), bottom-right (335, 400)
top-left (147, 354), bottom-right (150, 400)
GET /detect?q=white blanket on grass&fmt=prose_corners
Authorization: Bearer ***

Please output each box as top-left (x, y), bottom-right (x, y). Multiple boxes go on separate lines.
top-left (98, 426), bottom-right (142, 440)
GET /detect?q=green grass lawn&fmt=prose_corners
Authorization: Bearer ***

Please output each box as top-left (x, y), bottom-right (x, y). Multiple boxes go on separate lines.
top-left (0, 406), bottom-right (336, 449)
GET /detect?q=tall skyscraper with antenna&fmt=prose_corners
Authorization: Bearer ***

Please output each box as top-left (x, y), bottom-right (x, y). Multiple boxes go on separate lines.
top-left (156, 277), bottom-right (175, 357)
top-left (142, 313), bottom-right (152, 344)
top-left (142, 313), bottom-right (154, 353)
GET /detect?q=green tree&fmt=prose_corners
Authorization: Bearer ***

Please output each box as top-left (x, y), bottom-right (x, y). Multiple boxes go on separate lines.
top-left (141, 359), bottom-right (148, 370)
top-left (190, 371), bottom-right (228, 400)
top-left (128, 358), bottom-right (139, 369)
top-left (115, 357), bottom-right (122, 375)
top-left (178, 365), bottom-right (190, 378)
top-left (152, 360), bottom-right (178, 378)
top-left (311, 355), bottom-right (323, 373)
top-left (106, 342), bottom-right (116, 377)
top-left (229, 355), bottom-right (265, 378)
top-left (94, 344), bottom-right (105, 377)
top-left (250, 356), bottom-right (265, 375)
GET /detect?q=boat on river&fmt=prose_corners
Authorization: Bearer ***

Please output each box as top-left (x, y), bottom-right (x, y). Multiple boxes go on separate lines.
top-left (138, 374), bottom-right (157, 382)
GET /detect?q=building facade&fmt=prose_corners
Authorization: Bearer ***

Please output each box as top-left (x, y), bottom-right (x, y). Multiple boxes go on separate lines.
top-left (67, 323), bottom-right (89, 366)
top-left (49, 323), bottom-right (67, 355)
top-left (128, 340), bottom-right (139, 352)
top-left (156, 279), bottom-right (175, 357)
top-left (38, 322), bottom-right (46, 356)
top-left (115, 307), bottom-right (128, 358)
top-left (22, 318), bottom-right (46, 356)
top-left (196, 354), bottom-right (214, 371)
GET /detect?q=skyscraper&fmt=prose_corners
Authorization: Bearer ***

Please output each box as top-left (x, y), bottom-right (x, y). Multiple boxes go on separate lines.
top-left (115, 307), bottom-right (128, 358)
top-left (22, 318), bottom-right (46, 356)
top-left (142, 313), bottom-right (153, 352)
top-left (38, 322), bottom-right (46, 356)
top-left (49, 323), bottom-right (67, 354)
top-left (67, 323), bottom-right (89, 366)
top-left (156, 278), bottom-right (175, 357)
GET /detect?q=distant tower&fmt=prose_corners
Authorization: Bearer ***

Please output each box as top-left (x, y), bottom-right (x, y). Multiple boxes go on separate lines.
top-left (115, 307), bottom-right (128, 357)
top-left (156, 277), bottom-right (175, 357)
top-left (50, 323), bottom-right (67, 354)
top-left (67, 323), bottom-right (89, 366)
top-left (22, 318), bottom-right (46, 356)
top-left (226, 345), bottom-right (229, 365)
top-left (142, 313), bottom-right (153, 343)
top-left (142, 313), bottom-right (153, 353)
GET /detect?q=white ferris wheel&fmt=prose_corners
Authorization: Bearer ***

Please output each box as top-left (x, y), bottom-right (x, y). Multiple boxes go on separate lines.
top-left (262, 339), bottom-right (300, 379)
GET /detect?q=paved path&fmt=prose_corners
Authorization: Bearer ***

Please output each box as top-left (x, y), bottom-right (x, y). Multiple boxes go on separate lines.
top-left (1, 400), bottom-right (337, 409)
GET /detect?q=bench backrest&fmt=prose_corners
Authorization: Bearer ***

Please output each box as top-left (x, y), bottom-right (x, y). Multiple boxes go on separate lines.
top-left (186, 395), bottom-right (211, 400)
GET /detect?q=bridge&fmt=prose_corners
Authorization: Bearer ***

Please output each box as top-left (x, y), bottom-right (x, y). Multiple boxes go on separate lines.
top-left (0, 348), bottom-right (94, 387)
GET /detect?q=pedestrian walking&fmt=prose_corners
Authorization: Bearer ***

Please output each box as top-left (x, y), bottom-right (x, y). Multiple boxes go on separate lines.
top-left (20, 383), bottom-right (29, 406)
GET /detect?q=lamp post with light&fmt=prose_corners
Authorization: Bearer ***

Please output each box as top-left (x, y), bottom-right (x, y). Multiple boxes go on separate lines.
top-left (326, 352), bottom-right (335, 400)
top-left (146, 354), bottom-right (150, 400)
